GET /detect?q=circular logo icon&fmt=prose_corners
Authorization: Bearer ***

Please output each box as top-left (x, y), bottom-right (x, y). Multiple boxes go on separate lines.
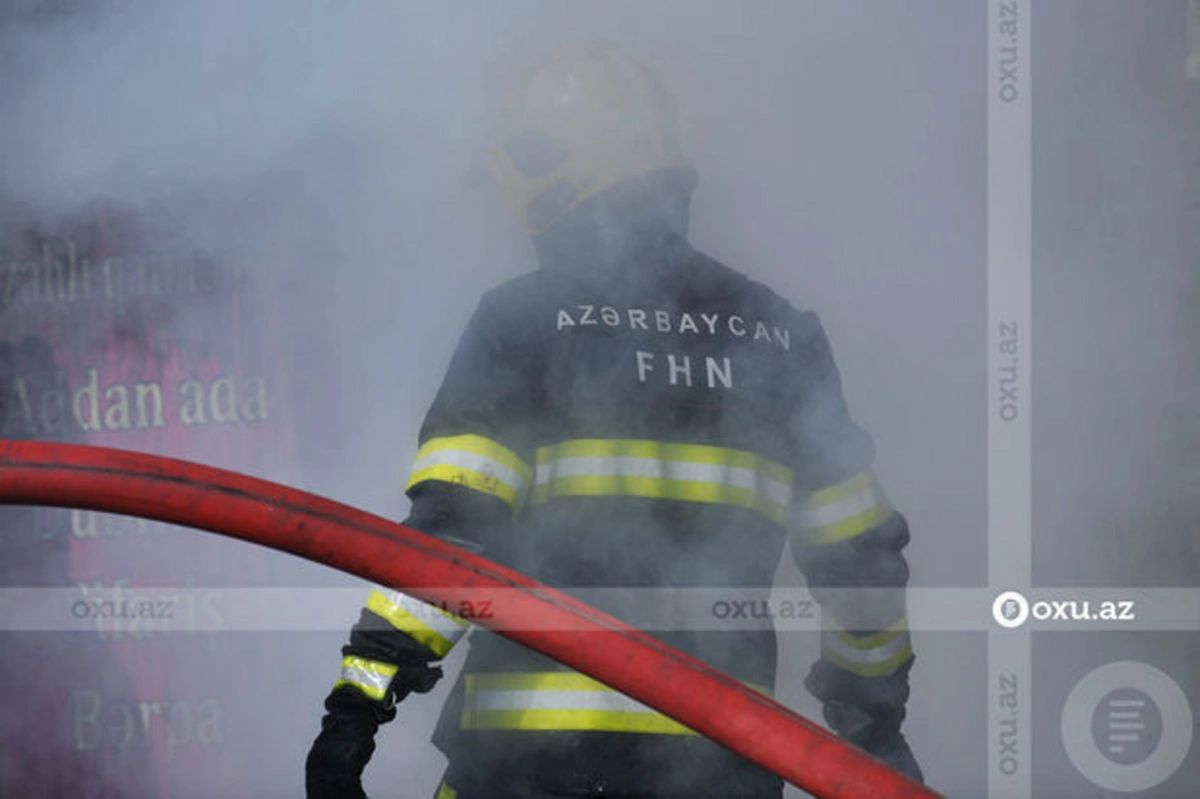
top-left (992, 590), bottom-right (1029, 629)
top-left (1061, 661), bottom-right (1193, 792)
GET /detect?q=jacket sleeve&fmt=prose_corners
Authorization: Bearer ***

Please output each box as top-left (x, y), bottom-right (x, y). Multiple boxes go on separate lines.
top-left (785, 311), bottom-right (915, 740)
top-left (325, 294), bottom-right (537, 710)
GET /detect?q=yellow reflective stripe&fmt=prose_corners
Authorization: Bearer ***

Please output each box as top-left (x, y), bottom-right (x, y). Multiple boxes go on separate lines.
top-left (334, 655), bottom-right (398, 701)
top-left (465, 672), bottom-right (773, 695)
top-left (408, 463), bottom-right (524, 510)
top-left (461, 672), bottom-right (770, 734)
top-left (532, 475), bottom-right (786, 522)
top-left (414, 435), bottom-right (532, 483)
top-left (530, 439), bottom-right (793, 523)
top-left (406, 434), bottom-right (532, 512)
top-left (799, 503), bottom-right (894, 546)
top-left (469, 671), bottom-right (622, 693)
top-left (537, 439), bottom-right (793, 483)
top-left (805, 470), bottom-right (877, 506)
top-left (794, 470), bottom-right (894, 546)
top-left (821, 618), bottom-right (913, 678)
top-left (829, 615), bottom-right (909, 649)
top-left (366, 589), bottom-right (469, 658)
top-left (434, 782), bottom-right (457, 799)
top-left (824, 636), bottom-right (913, 678)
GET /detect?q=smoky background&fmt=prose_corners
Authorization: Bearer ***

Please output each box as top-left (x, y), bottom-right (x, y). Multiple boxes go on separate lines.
top-left (0, 1), bottom-right (1193, 797)
top-left (1029, 2), bottom-right (1199, 797)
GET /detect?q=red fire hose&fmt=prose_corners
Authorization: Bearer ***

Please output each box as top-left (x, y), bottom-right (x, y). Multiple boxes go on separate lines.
top-left (0, 441), bottom-right (940, 799)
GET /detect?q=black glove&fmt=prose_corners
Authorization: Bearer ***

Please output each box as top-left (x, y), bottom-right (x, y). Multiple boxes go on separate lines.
top-left (305, 687), bottom-right (391, 799)
top-left (805, 658), bottom-right (924, 784)
top-left (823, 699), bottom-right (924, 784)
top-left (306, 662), bottom-right (443, 799)
top-left (871, 732), bottom-right (924, 784)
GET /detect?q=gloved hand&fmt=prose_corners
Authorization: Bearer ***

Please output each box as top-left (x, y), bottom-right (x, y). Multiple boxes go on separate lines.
top-left (306, 660), bottom-right (443, 799)
top-left (305, 687), bottom-right (391, 799)
top-left (804, 657), bottom-right (924, 784)
top-left (870, 732), bottom-right (924, 784)
top-left (823, 700), bottom-right (924, 784)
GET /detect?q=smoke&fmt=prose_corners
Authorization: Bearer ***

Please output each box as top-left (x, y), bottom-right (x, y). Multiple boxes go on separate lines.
top-left (2, 1), bottom-right (1196, 797)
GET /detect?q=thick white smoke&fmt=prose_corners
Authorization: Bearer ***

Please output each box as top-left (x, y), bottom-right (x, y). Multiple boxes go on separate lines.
top-left (1, 1), bottom-right (1195, 797)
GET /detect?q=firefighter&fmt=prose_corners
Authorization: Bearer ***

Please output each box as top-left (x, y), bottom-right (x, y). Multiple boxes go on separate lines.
top-left (306, 41), bottom-right (923, 798)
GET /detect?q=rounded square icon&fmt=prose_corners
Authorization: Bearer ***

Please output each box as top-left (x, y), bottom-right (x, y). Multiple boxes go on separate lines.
top-left (1061, 661), bottom-right (1193, 792)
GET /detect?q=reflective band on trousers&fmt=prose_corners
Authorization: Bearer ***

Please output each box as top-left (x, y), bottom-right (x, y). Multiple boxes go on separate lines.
top-left (334, 655), bottom-right (399, 702)
top-left (794, 470), bottom-right (893, 546)
top-left (530, 439), bottom-right (794, 524)
top-left (821, 617), bottom-right (912, 678)
top-left (461, 671), bottom-right (770, 735)
top-left (366, 588), bottom-right (471, 658)
top-left (405, 434), bottom-right (533, 513)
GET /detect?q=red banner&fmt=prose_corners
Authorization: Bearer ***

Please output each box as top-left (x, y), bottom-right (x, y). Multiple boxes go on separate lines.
top-left (1, 203), bottom-right (299, 797)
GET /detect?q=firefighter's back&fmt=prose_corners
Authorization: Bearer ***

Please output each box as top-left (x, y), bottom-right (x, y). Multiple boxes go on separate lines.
top-left (433, 247), bottom-right (813, 798)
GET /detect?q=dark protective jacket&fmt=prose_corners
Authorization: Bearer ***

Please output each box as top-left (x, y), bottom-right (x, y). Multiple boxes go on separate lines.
top-left (329, 227), bottom-right (915, 797)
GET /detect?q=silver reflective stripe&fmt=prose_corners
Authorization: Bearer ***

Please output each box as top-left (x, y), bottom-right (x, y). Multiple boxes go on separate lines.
top-left (460, 672), bottom-right (771, 733)
top-left (534, 456), bottom-right (793, 507)
top-left (375, 588), bottom-right (470, 642)
top-left (341, 665), bottom-right (392, 695)
top-left (796, 480), bottom-right (888, 529)
top-left (336, 656), bottom-right (398, 701)
top-left (822, 629), bottom-right (912, 666)
top-left (411, 449), bottom-right (528, 498)
top-left (466, 688), bottom-right (657, 714)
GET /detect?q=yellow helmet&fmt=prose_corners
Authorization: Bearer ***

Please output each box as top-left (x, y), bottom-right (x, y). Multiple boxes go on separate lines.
top-left (484, 41), bottom-right (691, 236)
